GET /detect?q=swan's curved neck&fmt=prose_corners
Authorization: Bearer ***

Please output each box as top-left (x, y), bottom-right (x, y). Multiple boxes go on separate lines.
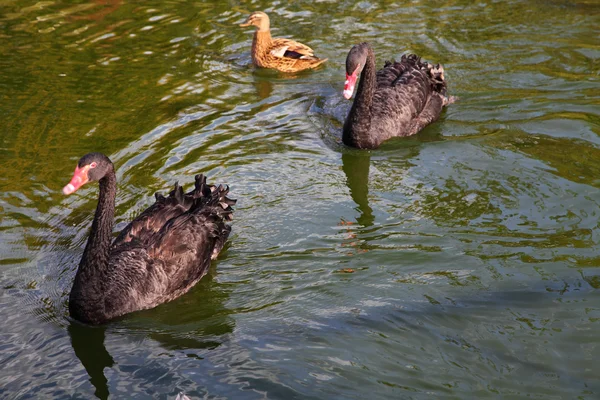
top-left (343, 46), bottom-right (377, 148)
top-left (76, 171), bottom-right (116, 280)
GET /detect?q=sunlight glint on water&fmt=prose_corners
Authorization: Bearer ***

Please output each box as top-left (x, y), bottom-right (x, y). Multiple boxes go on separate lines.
top-left (0, 0), bottom-right (599, 398)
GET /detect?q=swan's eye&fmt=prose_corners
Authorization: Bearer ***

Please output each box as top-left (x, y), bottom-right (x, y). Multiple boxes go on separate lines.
top-left (90, 162), bottom-right (97, 169)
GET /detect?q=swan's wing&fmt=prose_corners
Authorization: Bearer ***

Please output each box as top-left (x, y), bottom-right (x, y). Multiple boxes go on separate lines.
top-left (97, 182), bottom-right (234, 321)
top-left (148, 213), bottom-right (217, 273)
top-left (112, 203), bottom-right (185, 247)
top-left (359, 54), bottom-right (450, 141)
top-left (112, 183), bottom-right (193, 247)
top-left (101, 212), bottom-right (225, 316)
top-left (270, 38), bottom-right (319, 60)
top-left (113, 175), bottom-right (216, 247)
top-left (145, 198), bottom-right (233, 292)
top-left (149, 185), bottom-right (234, 265)
top-left (376, 55), bottom-right (429, 89)
top-left (374, 54), bottom-right (445, 116)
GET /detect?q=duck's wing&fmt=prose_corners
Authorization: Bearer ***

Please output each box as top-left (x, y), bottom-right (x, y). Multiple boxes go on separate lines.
top-left (270, 38), bottom-right (320, 61)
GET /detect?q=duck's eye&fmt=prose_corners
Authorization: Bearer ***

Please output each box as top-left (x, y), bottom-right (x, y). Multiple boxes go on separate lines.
top-left (90, 162), bottom-right (97, 169)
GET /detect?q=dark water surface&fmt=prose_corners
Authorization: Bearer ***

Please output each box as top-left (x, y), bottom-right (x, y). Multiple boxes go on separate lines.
top-left (1, 0), bottom-right (600, 398)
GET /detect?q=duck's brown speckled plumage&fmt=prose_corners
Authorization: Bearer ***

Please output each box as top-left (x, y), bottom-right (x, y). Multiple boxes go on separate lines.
top-left (240, 11), bottom-right (327, 73)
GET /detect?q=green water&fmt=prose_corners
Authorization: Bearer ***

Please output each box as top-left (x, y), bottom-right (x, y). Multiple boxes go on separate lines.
top-left (1, 0), bottom-right (599, 398)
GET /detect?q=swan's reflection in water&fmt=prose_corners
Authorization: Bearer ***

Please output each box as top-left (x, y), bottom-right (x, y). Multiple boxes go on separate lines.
top-left (68, 270), bottom-right (233, 399)
top-left (341, 151), bottom-right (374, 227)
top-left (68, 323), bottom-right (114, 400)
top-left (339, 122), bottom-right (443, 229)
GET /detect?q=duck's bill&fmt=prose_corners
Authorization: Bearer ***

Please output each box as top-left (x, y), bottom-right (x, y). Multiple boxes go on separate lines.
top-left (239, 21), bottom-right (251, 27)
top-left (63, 165), bottom-right (90, 195)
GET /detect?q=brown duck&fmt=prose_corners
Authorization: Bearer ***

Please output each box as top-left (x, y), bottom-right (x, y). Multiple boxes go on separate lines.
top-left (239, 11), bottom-right (327, 73)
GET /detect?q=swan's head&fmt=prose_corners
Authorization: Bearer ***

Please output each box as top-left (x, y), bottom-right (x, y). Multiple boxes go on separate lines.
top-left (63, 153), bottom-right (113, 195)
top-left (344, 43), bottom-right (369, 99)
top-left (239, 11), bottom-right (270, 32)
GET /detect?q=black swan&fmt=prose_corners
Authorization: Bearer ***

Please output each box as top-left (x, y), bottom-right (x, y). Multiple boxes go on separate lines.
top-left (342, 42), bottom-right (454, 149)
top-left (62, 153), bottom-right (235, 325)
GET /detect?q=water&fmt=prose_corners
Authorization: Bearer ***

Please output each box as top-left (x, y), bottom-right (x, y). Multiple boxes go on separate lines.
top-left (1, 0), bottom-right (599, 398)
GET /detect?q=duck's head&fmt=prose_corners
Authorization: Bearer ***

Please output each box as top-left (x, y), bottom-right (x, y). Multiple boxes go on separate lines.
top-left (239, 11), bottom-right (270, 32)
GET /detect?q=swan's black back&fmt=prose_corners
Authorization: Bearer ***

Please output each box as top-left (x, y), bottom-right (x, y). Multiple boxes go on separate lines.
top-left (371, 54), bottom-right (448, 140)
top-left (113, 174), bottom-right (215, 247)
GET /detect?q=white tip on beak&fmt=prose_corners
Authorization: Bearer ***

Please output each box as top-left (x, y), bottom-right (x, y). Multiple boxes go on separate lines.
top-left (343, 87), bottom-right (354, 99)
top-left (63, 183), bottom-right (76, 195)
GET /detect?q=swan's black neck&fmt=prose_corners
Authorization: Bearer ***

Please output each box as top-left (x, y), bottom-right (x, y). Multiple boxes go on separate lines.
top-left (75, 171), bottom-right (116, 283)
top-left (343, 45), bottom-right (377, 149)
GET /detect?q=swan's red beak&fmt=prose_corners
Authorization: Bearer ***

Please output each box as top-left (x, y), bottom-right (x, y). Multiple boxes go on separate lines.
top-left (63, 165), bottom-right (90, 195)
top-left (343, 72), bottom-right (358, 99)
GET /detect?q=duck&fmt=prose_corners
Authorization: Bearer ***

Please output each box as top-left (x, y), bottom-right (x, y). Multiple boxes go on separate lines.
top-left (342, 42), bottom-right (455, 149)
top-left (239, 11), bottom-right (327, 73)
top-left (63, 152), bottom-right (235, 325)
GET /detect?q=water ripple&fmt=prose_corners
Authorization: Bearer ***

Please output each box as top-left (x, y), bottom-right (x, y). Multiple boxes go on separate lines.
top-left (0, 0), bottom-right (599, 398)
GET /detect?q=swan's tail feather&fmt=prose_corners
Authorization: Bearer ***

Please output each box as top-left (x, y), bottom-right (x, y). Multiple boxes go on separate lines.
top-left (189, 181), bottom-right (236, 221)
top-left (156, 175), bottom-right (236, 222)
top-left (443, 95), bottom-right (458, 106)
top-left (211, 224), bottom-right (232, 260)
top-left (153, 182), bottom-right (192, 209)
top-left (428, 63), bottom-right (445, 82)
top-left (189, 180), bottom-right (236, 259)
top-left (425, 62), bottom-right (446, 95)
top-left (399, 53), bottom-right (422, 66)
top-left (425, 63), bottom-right (458, 105)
